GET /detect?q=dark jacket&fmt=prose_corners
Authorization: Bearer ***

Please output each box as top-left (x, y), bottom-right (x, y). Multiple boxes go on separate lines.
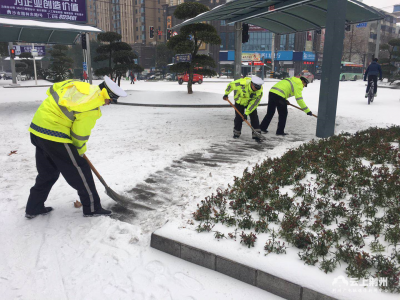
top-left (364, 61), bottom-right (382, 80)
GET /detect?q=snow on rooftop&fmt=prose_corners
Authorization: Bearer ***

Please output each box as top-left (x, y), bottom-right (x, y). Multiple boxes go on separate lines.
top-left (0, 17), bottom-right (102, 32)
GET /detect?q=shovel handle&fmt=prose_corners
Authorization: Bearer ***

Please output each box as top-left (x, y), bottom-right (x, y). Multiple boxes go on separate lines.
top-left (288, 103), bottom-right (318, 118)
top-left (225, 98), bottom-right (254, 128)
top-left (83, 154), bottom-right (107, 187)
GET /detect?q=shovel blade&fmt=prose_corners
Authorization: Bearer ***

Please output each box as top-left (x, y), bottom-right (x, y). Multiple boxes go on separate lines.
top-left (105, 186), bottom-right (154, 211)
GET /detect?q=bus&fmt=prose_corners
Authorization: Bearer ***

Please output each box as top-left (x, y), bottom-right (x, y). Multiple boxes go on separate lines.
top-left (340, 62), bottom-right (364, 81)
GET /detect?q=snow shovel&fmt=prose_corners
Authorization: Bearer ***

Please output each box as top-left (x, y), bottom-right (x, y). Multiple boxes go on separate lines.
top-left (288, 103), bottom-right (318, 118)
top-left (225, 98), bottom-right (266, 140)
top-left (83, 154), bottom-right (154, 211)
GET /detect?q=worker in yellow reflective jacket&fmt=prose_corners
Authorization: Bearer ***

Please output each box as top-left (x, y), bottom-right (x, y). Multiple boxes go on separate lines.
top-left (223, 76), bottom-right (264, 142)
top-left (260, 76), bottom-right (312, 135)
top-left (25, 76), bottom-right (127, 219)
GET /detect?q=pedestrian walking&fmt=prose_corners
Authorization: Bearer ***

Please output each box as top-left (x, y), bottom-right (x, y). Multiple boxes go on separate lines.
top-left (130, 71), bottom-right (135, 84)
top-left (260, 76), bottom-right (312, 135)
top-left (25, 76), bottom-right (127, 219)
top-left (223, 76), bottom-right (264, 143)
top-left (364, 58), bottom-right (382, 98)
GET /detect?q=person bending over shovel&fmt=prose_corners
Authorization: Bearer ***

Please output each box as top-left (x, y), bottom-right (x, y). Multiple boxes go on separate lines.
top-left (25, 76), bottom-right (127, 219)
top-left (260, 76), bottom-right (312, 136)
top-left (223, 75), bottom-right (264, 143)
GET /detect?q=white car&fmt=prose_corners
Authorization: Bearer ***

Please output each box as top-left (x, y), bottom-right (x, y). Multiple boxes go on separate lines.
top-left (17, 74), bottom-right (27, 81)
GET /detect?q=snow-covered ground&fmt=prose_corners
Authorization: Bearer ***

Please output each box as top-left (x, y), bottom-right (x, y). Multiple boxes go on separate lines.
top-left (0, 78), bottom-right (399, 300)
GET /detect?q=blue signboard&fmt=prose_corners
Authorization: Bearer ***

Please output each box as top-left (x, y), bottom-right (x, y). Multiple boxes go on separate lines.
top-left (303, 51), bottom-right (316, 61)
top-left (175, 54), bottom-right (192, 63)
top-left (356, 22), bottom-right (368, 28)
top-left (275, 51), bottom-right (293, 61)
top-left (83, 62), bottom-right (87, 71)
top-left (13, 45), bottom-right (45, 56)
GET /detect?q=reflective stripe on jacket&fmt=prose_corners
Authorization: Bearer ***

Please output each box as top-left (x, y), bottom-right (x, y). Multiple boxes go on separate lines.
top-left (270, 77), bottom-right (310, 113)
top-left (224, 77), bottom-right (263, 115)
top-left (29, 80), bottom-right (107, 155)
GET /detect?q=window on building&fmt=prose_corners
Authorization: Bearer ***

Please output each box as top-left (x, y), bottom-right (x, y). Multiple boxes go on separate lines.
top-left (158, 0), bottom-right (160, 3)
top-left (158, 17), bottom-right (161, 22)
top-left (221, 20), bottom-right (226, 26)
top-left (135, 0), bottom-right (137, 4)
top-left (141, 16), bottom-right (145, 22)
top-left (242, 32), bottom-right (272, 51)
top-left (136, 27), bottom-right (138, 31)
top-left (140, 7), bottom-right (144, 13)
top-left (141, 25), bottom-right (145, 31)
top-left (220, 32), bottom-right (226, 50)
top-left (158, 8), bottom-right (160, 13)
top-left (140, 0), bottom-right (144, 3)
top-left (228, 32), bottom-right (235, 50)
top-left (279, 35), bottom-right (287, 50)
top-left (136, 35), bottom-right (139, 40)
top-left (142, 33), bottom-right (145, 40)
top-left (288, 33), bottom-right (295, 50)
top-left (135, 9), bottom-right (137, 13)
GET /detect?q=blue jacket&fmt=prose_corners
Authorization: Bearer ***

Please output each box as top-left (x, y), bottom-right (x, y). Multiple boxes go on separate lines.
top-left (364, 61), bottom-right (382, 80)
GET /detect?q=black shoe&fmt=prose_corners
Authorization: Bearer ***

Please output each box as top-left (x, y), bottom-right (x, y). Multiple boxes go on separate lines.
top-left (276, 133), bottom-right (289, 136)
top-left (25, 207), bottom-right (53, 219)
top-left (83, 207), bottom-right (112, 217)
top-left (233, 135), bottom-right (240, 139)
top-left (253, 137), bottom-right (262, 143)
top-left (261, 129), bottom-right (268, 134)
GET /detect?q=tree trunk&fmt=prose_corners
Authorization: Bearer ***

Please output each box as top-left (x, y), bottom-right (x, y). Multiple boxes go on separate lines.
top-left (187, 63), bottom-right (194, 94)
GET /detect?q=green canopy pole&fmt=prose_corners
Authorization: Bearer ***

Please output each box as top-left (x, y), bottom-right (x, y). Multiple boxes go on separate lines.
top-left (316, 0), bottom-right (347, 138)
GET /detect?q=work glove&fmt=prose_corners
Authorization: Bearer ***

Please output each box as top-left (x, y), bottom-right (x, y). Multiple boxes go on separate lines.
top-left (307, 111), bottom-right (313, 116)
top-left (223, 95), bottom-right (229, 101)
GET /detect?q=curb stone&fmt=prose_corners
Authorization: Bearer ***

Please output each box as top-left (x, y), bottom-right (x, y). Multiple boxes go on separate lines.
top-left (150, 233), bottom-right (338, 300)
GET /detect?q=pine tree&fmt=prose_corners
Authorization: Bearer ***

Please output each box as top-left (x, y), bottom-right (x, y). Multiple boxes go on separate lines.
top-left (94, 32), bottom-right (143, 86)
top-left (49, 45), bottom-right (74, 81)
top-left (167, 2), bottom-right (221, 94)
top-left (379, 39), bottom-right (400, 82)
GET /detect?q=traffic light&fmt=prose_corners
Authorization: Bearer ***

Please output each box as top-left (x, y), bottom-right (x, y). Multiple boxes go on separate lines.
top-left (242, 23), bottom-right (249, 43)
top-left (167, 29), bottom-right (172, 40)
top-left (149, 26), bottom-right (154, 39)
top-left (81, 33), bottom-right (87, 49)
top-left (10, 48), bottom-right (16, 59)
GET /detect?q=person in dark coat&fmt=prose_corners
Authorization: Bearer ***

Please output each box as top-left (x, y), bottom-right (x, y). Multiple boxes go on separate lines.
top-left (364, 58), bottom-right (382, 97)
top-left (129, 71), bottom-right (135, 84)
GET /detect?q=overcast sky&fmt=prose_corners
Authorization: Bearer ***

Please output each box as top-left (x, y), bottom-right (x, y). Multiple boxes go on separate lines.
top-left (362, 0), bottom-right (400, 12)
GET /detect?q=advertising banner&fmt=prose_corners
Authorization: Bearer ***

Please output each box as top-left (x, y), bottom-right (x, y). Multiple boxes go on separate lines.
top-left (175, 54), bottom-right (192, 63)
top-left (13, 45), bottom-right (46, 56)
top-left (0, 0), bottom-right (87, 23)
top-left (242, 52), bottom-right (261, 62)
top-left (275, 51), bottom-right (293, 61)
top-left (303, 51), bottom-right (316, 61)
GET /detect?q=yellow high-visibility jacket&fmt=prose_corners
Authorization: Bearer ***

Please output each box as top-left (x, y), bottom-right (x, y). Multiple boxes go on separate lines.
top-left (270, 77), bottom-right (310, 113)
top-left (224, 77), bottom-right (263, 115)
top-left (29, 79), bottom-right (109, 155)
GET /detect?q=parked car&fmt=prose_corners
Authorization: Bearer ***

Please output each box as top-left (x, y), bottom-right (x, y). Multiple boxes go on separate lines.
top-left (17, 73), bottom-right (27, 81)
top-left (300, 70), bottom-right (314, 83)
top-left (177, 72), bottom-right (203, 85)
top-left (1, 72), bottom-right (13, 80)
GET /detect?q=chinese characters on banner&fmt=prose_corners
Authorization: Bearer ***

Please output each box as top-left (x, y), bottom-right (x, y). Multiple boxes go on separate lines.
top-left (13, 45), bottom-right (46, 56)
top-left (0, 0), bottom-right (87, 23)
